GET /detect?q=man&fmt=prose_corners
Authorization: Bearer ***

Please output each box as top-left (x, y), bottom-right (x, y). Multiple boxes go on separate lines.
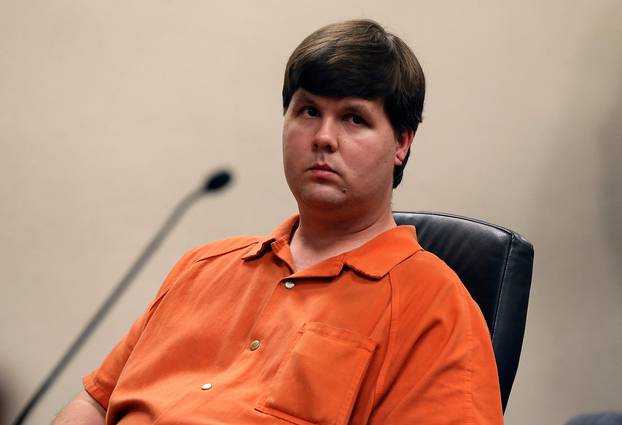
top-left (53, 19), bottom-right (503, 424)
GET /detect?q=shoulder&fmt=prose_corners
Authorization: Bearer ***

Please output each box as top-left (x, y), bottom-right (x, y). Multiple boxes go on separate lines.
top-left (149, 235), bottom-right (266, 301)
top-left (386, 250), bottom-right (493, 369)
top-left (164, 235), bottom-right (267, 279)
top-left (186, 235), bottom-right (265, 263)
top-left (390, 249), bottom-right (464, 293)
top-left (388, 250), bottom-right (475, 318)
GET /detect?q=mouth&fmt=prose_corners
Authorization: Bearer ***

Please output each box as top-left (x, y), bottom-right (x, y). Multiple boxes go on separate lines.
top-left (307, 163), bottom-right (339, 178)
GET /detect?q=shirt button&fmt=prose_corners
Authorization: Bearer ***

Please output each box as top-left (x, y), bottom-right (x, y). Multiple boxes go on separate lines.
top-left (249, 340), bottom-right (261, 351)
top-left (201, 383), bottom-right (213, 391)
top-left (284, 281), bottom-right (295, 289)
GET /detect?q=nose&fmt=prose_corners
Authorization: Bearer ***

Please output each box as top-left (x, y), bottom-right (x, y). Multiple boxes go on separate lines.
top-left (313, 118), bottom-right (339, 153)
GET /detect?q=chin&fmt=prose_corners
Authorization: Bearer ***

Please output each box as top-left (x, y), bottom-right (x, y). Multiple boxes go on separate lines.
top-left (295, 188), bottom-right (349, 211)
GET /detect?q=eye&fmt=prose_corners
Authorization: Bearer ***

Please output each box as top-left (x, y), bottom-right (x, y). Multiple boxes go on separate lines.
top-left (345, 113), bottom-right (367, 126)
top-left (301, 106), bottom-right (320, 117)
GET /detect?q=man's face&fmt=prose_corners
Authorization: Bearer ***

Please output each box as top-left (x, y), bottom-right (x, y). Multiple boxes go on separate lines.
top-left (282, 89), bottom-right (412, 216)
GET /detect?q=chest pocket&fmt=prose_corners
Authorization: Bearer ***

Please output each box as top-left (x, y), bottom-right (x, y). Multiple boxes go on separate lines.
top-left (255, 322), bottom-right (376, 425)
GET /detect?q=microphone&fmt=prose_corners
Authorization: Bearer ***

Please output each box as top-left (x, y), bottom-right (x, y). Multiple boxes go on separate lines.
top-left (203, 170), bottom-right (232, 192)
top-left (11, 169), bottom-right (233, 425)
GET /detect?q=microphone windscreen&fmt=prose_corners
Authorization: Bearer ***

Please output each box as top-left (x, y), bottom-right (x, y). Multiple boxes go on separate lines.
top-left (203, 170), bottom-right (232, 192)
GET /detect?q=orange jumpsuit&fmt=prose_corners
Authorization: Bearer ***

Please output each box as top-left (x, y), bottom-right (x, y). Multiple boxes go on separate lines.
top-left (84, 215), bottom-right (503, 424)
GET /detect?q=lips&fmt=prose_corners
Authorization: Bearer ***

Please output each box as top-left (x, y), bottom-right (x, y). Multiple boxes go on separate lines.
top-left (307, 163), bottom-right (339, 178)
top-left (309, 163), bottom-right (335, 171)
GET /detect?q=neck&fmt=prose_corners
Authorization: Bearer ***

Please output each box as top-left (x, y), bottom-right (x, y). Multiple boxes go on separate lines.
top-left (289, 205), bottom-right (397, 271)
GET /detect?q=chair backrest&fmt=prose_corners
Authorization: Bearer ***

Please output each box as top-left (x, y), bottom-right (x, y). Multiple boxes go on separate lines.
top-left (393, 211), bottom-right (534, 412)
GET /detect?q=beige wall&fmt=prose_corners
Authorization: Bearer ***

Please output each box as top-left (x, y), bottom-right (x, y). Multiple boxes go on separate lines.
top-left (1, 1), bottom-right (621, 424)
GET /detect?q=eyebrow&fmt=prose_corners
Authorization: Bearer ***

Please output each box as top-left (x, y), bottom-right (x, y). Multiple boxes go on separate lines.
top-left (292, 92), bottom-right (317, 106)
top-left (342, 103), bottom-right (374, 117)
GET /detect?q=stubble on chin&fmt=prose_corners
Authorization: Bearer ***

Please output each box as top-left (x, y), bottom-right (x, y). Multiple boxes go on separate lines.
top-left (295, 184), bottom-right (350, 211)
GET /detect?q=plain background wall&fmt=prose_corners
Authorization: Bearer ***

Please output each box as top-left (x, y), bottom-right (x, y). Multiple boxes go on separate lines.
top-left (1, 1), bottom-right (621, 424)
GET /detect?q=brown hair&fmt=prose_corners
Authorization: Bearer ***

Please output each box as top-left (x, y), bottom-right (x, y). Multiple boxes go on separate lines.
top-left (282, 19), bottom-right (425, 188)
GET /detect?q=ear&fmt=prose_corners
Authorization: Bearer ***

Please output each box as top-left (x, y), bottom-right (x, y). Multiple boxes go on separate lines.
top-left (394, 129), bottom-right (414, 166)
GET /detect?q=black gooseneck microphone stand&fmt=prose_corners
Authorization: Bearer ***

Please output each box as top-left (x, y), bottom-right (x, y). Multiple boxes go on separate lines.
top-left (11, 170), bottom-right (232, 425)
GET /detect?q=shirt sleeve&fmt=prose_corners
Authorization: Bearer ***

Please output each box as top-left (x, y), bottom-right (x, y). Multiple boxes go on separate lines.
top-left (82, 246), bottom-right (203, 409)
top-left (369, 261), bottom-right (504, 425)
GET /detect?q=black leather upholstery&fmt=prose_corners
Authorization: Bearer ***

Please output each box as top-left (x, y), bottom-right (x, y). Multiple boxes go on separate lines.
top-left (393, 211), bottom-right (534, 412)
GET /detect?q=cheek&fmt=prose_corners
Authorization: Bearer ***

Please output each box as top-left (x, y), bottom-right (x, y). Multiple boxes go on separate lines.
top-left (282, 128), bottom-right (305, 176)
top-left (348, 138), bottom-right (395, 172)
top-left (282, 126), bottom-right (295, 157)
top-left (282, 139), bottom-right (301, 166)
top-left (282, 122), bottom-right (304, 151)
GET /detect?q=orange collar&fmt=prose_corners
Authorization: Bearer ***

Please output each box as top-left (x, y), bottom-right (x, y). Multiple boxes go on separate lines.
top-left (242, 215), bottom-right (423, 280)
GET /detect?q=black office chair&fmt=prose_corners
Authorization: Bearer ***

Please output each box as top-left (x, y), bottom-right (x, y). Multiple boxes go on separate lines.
top-left (393, 211), bottom-right (534, 412)
top-left (566, 413), bottom-right (622, 425)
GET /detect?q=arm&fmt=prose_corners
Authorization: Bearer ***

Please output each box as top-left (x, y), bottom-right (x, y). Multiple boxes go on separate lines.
top-left (369, 260), bottom-right (504, 424)
top-left (52, 390), bottom-right (105, 425)
top-left (76, 247), bottom-right (206, 416)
